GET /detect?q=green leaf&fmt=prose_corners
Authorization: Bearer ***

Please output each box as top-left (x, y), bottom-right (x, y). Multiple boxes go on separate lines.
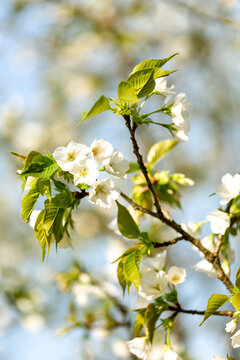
top-left (21, 179), bottom-right (40, 222)
top-left (124, 250), bottom-right (141, 290)
top-left (145, 303), bottom-right (160, 343)
top-left (52, 208), bottom-right (65, 243)
top-left (116, 201), bottom-right (140, 239)
top-left (43, 202), bottom-right (59, 234)
top-left (127, 162), bottom-right (140, 173)
top-left (200, 294), bottom-right (229, 326)
top-left (117, 260), bottom-right (128, 295)
top-left (10, 151), bottom-right (26, 162)
top-left (227, 354), bottom-right (236, 360)
top-left (133, 309), bottom-right (146, 337)
top-left (235, 266), bottom-right (240, 288)
top-left (147, 139), bottom-right (179, 166)
top-left (118, 81), bottom-right (139, 104)
top-left (130, 54), bottom-right (179, 74)
top-left (112, 246), bottom-right (143, 264)
top-left (34, 210), bottom-right (52, 261)
top-left (21, 155), bottom-right (59, 178)
top-left (231, 293), bottom-right (240, 311)
top-left (80, 95), bottom-right (111, 122)
top-left (128, 70), bottom-right (155, 98)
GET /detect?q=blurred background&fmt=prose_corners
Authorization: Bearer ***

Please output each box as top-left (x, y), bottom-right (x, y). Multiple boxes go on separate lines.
top-left (1, 0), bottom-right (240, 359)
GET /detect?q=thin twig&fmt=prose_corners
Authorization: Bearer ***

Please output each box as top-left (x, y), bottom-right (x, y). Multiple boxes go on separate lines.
top-left (153, 236), bottom-right (184, 248)
top-left (168, 305), bottom-right (234, 318)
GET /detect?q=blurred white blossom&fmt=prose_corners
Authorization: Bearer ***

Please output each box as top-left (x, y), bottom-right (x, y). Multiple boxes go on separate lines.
top-left (231, 329), bottom-right (240, 348)
top-left (154, 77), bottom-right (175, 96)
top-left (171, 93), bottom-right (189, 126)
top-left (216, 173), bottom-right (240, 205)
top-left (225, 318), bottom-right (237, 333)
top-left (164, 347), bottom-right (182, 360)
top-left (207, 210), bottom-right (230, 235)
top-left (127, 336), bottom-right (150, 360)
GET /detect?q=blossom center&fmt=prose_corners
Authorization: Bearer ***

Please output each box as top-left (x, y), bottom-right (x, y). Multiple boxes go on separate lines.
top-left (172, 275), bottom-right (180, 283)
top-left (67, 152), bottom-right (76, 161)
top-left (79, 168), bottom-right (88, 177)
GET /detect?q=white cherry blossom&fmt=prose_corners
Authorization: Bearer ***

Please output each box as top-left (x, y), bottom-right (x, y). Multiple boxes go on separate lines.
top-left (225, 318), bottom-right (237, 333)
top-left (230, 329), bottom-right (240, 348)
top-left (105, 150), bottom-right (129, 179)
top-left (194, 259), bottom-right (217, 277)
top-left (212, 356), bottom-right (226, 360)
top-left (127, 336), bottom-right (150, 360)
top-left (154, 77), bottom-right (175, 96)
top-left (171, 93), bottom-right (189, 126)
top-left (53, 141), bottom-right (89, 171)
top-left (90, 139), bottom-right (113, 165)
top-left (71, 159), bottom-right (99, 186)
top-left (167, 266), bottom-right (186, 285)
top-left (181, 222), bottom-right (201, 238)
top-left (207, 210), bottom-right (230, 235)
top-left (88, 178), bottom-right (120, 209)
top-left (139, 270), bottom-right (168, 300)
top-left (164, 348), bottom-right (182, 360)
top-left (141, 250), bottom-right (167, 272)
top-left (216, 173), bottom-right (240, 205)
top-left (173, 120), bottom-right (190, 142)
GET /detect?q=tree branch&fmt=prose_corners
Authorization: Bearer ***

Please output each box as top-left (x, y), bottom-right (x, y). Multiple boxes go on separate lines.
top-left (168, 305), bottom-right (234, 318)
top-left (123, 114), bottom-right (234, 293)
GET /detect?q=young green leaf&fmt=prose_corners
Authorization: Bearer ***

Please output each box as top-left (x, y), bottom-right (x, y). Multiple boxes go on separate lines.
top-left (147, 139), bottom-right (179, 167)
top-left (21, 179), bottom-right (40, 222)
top-left (80, 95), bottom-right (111, 122)
top-left (235, 266), bottom-right (240, 288)
top-left (230, 293), bottom-right (240, 311)
top-left (124, 250), bottom-right (141, 290)
top-left (117, 259), bottom-right (128, 295)
top-left (21, 155), bottom-right (59, 178)
top-left (133, 309), bottom-right (146, 337)
top-left (118, 81), bottom-right (139, 104)
top-left (130, 54), bottom-right (179, 74)
top-left (127, 162), bottom-right (140, 173)
top-left (145, 303), bottom-right (160, 343)
top-left (52, 208), bottom-right (65, 243)
top-left (200, 294), bottom-right (229, 326)
top-left (128, 69), bottom-right (155, 98)
top-left (43, 201), bottom-right (59, 234)
top-left (34, 210), bottom-right (52, 261)
top-left (116, 201), bottom-right (140, 239)
top-left (227, 355), bottom-right (236, 360)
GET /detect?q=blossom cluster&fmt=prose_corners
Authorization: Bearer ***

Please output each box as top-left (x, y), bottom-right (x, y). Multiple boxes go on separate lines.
top-left (52, 139), bottom-right (128, 209)
top-left (139, 250), bottom-right (186, 301)
top-left (154, 78), bottom-right (190, 142)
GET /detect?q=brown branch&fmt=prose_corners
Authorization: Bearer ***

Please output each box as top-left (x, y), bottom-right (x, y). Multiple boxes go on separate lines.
top-left (123, 114), bottom-right (234, 293)
top-left (168, 305), bottom-right (234, 318)
top-left (120, 191), bottom-right (159, 219)
top-left (153, 236), bottom-right (184, 248)
top-left (214, 234), bottom-right (223, 257)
